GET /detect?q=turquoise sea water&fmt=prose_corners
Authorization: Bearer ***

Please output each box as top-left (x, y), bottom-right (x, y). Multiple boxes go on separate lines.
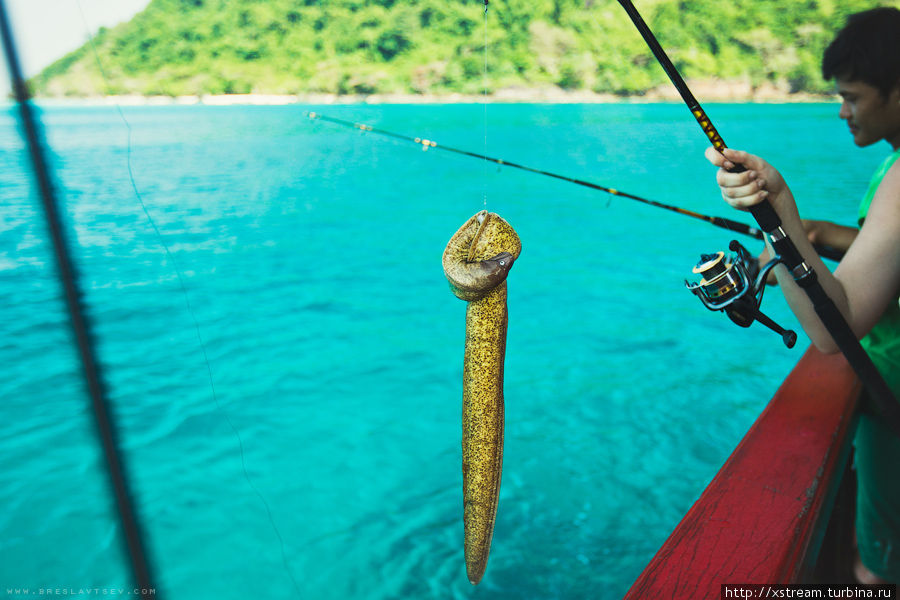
top-left (0, 102), bottom-right (888, 599)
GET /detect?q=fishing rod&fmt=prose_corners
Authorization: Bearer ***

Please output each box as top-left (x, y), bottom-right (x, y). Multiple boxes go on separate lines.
top-left (0, 1), bottom-right (158, 595)
top-left (616, 0), bottom-right (900, 431)
top-left (307, 111), bottom-right (844, 261)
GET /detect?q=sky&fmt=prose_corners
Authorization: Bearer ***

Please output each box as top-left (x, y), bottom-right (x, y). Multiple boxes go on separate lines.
top-left (1, 0), bottom-right (151, 95)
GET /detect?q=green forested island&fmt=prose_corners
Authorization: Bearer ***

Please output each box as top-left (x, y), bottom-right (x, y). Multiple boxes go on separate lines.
top-left (29, 0), bottom-right (900, 98)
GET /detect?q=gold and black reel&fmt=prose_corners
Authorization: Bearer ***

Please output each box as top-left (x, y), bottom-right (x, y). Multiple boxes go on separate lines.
top-left (688, 251), bottom-right (744, 304)
top-left (685, 241), bottom-right (797, 348)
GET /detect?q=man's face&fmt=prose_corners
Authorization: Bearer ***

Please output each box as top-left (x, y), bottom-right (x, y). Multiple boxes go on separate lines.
top-left (836, 77), bottom-right (900, 148)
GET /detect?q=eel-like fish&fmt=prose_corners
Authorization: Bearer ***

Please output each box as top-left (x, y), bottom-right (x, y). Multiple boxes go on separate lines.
top-left (442, 210), bottom-right (522, 585)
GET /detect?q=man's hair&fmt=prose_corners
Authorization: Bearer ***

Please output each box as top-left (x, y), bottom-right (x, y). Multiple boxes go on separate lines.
top-left (822, 7), bottom-right (900, 98)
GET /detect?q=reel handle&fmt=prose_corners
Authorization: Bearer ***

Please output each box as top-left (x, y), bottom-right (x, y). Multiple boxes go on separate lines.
top-left (743, 306), bottom-right (797, 349)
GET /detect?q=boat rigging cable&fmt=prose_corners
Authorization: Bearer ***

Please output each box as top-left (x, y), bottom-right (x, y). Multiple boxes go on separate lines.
top-left (0, 1), bottom-right (157, 596)
top-left (615, 0), bottom-right (900, 434)
top-left (306, 111), bottom-right (843, 263)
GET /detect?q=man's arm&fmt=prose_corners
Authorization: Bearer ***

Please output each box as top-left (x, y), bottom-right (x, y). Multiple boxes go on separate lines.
top-left (706, 147), bottom-right (900, 353)
top-left (802, 219), bottom-right (859, 252)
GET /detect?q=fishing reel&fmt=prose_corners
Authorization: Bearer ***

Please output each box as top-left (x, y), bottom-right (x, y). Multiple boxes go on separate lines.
top-left (685, 240), bottom-right (797, 348)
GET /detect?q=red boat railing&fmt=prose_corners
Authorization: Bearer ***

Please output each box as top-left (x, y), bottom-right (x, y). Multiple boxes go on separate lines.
top-left (625, 346), bottom-right (862, 598)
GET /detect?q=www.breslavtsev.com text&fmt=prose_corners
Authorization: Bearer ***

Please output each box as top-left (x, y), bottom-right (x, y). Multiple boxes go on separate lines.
top-left (5, 589), bottom-right (156, 596)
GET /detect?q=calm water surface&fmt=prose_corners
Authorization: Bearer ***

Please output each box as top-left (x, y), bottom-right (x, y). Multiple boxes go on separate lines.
top-left (0, 102), bottom-right (887, 598)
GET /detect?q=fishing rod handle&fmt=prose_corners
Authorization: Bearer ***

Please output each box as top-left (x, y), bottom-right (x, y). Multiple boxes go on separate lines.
top-left (749, 200), bottom-right (783, 235)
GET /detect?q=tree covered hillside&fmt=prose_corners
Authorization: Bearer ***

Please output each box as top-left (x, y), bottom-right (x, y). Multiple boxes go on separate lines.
top-left (29, 0), bottom-right (900, 97)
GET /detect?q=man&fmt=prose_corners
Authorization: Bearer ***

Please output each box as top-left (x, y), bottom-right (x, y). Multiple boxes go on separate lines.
top-left (705, 7), bottom-right (900, 583)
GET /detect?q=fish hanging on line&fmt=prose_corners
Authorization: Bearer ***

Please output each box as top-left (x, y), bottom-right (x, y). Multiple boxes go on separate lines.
top-left (442, 210), bottom-right (521, 585)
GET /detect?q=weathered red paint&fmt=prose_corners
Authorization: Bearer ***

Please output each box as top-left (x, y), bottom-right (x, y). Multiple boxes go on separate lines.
top-left (625, 346), bottom-right (861, 599)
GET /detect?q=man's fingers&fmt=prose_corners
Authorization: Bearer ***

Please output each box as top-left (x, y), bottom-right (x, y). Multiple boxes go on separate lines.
top-left (720, 148), bottom-right (758, 171)
top-left (721, 178), bottom-right (764, 200)
top-left (704, 145), bottom-right (726, 166)
top-left (716, 167), bottom-right (759, 188)
top-left (723, 189), bottom-right (768, 209)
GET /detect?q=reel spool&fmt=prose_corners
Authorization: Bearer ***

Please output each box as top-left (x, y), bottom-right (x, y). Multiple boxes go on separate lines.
top-left (689, 251), bottom-right (743, 304)
top-left (685, 241), bottom-right (797, 348)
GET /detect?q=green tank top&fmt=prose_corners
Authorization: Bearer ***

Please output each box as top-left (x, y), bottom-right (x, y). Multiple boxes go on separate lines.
top-left (857, 147), bottom-right (900, 395)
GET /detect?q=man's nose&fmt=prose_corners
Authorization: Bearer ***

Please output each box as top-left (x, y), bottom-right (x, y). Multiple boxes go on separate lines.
top-left (838, 100), bottom-right (852, 120)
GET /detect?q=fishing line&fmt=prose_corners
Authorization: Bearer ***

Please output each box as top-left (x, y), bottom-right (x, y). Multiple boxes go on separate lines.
top-left (306, 111), bottom-right (844, 262)
top-left (482, 0), bottom-right (489, 208)
top-left (73, 3), bottom-right (302, 596)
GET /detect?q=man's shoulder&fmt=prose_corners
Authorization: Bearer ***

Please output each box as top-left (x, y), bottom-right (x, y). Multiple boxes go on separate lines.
top-left (868, 157), bottom-right (900, 222)
top-left (879, 155), bottom-right (900, 191)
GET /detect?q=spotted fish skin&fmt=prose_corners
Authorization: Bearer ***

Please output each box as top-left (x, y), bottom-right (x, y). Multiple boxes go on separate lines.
top-left (442, 210), bottom-right (521, 585)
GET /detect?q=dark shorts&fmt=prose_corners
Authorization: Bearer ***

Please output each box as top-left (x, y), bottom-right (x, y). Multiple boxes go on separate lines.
top-left (855, 413), bottom-right (900, 582)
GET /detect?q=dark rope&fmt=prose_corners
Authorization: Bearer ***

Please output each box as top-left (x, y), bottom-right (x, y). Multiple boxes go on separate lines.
top-left (0, 2), bottom-right (157, 595)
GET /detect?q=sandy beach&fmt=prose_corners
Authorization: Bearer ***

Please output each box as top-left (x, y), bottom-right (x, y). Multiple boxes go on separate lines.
top-left (25, 78), bottom-right (833, 106)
